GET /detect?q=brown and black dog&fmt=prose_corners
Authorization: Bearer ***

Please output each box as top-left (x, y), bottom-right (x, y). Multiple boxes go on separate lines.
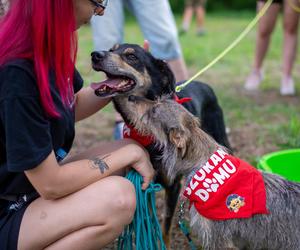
top-left (91, 43), bottom-right (231, 246)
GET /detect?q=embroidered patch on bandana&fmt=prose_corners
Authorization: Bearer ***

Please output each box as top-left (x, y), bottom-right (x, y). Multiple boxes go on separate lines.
top-left (226, 194), bottom-right (245, 213)
top-left (183, 148), bottom-right (269, 220)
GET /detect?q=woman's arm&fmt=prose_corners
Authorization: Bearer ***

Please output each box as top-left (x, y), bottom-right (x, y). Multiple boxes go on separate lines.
top-left (74, 86), bottom-right (110, 121)
top-left (25, 142), bottom-right (154, 200)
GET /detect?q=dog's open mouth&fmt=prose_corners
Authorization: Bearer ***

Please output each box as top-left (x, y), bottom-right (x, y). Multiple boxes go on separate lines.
top-left (91, 73), bottom-right (136, 98)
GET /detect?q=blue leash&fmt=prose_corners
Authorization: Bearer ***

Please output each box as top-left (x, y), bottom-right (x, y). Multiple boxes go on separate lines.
top-left (118, 170), bottom-right (167, 250)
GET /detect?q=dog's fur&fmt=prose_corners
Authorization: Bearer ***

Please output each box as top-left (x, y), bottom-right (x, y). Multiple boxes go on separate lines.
top-left (91, 43), bottom-right (231, 246)
top-left (121, 95), bottom-right (300, 250)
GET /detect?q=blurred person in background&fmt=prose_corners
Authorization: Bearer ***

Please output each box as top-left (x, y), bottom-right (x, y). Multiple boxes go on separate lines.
top-left (245, 0), bottom-right (300, 95)
top-left (91, 0), bottom-right (189, 140)
top-left (180, 0), bottom-right (207, 36)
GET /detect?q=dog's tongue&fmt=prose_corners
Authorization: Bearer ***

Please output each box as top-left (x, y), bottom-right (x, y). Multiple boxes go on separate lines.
top-left (90, 78), bottom-right (123, 91)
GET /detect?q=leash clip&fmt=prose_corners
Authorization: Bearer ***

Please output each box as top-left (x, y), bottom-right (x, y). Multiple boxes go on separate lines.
top-left (178, 198), bottom-right (197, 250)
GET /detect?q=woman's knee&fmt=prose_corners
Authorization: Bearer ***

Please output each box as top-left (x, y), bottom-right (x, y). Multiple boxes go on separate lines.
top-left (18, 177), bottom-right (136, 250)
top-left (108, 176), bottom-right (136, 223)
top-left (90, 176), bottom-right (136, 225)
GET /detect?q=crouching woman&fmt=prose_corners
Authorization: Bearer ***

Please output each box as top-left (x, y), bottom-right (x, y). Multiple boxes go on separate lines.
top-left (0, 1), bottom-right (155, 249)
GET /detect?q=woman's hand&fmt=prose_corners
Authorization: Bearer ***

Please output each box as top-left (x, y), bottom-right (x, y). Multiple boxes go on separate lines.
top-left (129, 144), bottom-right (155, 190)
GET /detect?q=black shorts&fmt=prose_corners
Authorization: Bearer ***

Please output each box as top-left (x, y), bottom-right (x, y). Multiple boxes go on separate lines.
top-left (258, 0), bottom-right (283, 4)
top-left (0, 194), bottom-right (38, 250)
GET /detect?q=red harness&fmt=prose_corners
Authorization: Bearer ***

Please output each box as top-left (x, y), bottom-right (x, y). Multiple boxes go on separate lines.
top-left (183, 148), bottom-right (269, 220)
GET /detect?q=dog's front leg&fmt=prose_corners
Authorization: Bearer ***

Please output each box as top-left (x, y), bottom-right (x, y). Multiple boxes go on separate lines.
top-left (161, 175), bottom-right (182, 249)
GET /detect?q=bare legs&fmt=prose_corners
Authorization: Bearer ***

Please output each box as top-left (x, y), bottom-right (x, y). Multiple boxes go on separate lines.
top-left (253, 3), bottom-right (281, 71)
top-left (245, 2), bottom-right (280, 91)
top-left (181, 6), bottom-right (194, 32)
top-left (245, 1), bottom-right (299, 95)
top-left (18, 177), bottom-right (136, 250)
top-left (18, 142), bottom-right (137, 250)
top-left (195, 5), bottom-right (206, 35)
top-left (281, 0), bottom-right (300, 94)
top-left (180, 5), bottom-right (206, 35)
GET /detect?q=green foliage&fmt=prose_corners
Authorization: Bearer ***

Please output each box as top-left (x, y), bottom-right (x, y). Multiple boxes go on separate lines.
top-left (278, 115), bottom-right (300, 149)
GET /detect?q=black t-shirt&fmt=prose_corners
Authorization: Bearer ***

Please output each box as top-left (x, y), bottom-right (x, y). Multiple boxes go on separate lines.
top-left (0, 59), bottom-right (83, 201)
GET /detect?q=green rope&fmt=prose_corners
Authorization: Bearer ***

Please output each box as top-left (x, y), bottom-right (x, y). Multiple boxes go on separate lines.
top-left (118, 170), bottom-right (167, 250)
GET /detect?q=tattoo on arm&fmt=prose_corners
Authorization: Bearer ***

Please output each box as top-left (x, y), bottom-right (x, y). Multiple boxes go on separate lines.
top-left (89, 154), bottom-right (110, 174)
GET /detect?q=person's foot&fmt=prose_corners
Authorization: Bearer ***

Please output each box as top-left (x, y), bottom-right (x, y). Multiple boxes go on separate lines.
top-left (244, 70), bottom-right (263, 91)
top-left (196, 28), bottom-right (206, 36)
top-left (179, 28), bottom-right (187, 36)
top-left (280, 76), bottom-right (295, 96)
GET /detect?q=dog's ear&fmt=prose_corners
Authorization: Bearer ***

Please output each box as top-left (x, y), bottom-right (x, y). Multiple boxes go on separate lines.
top-left (110, 44), bottom-right (120, 51)
top-left (169, 128), bottom-right (187, 158)
top-left (155, 59), bottom-right (176, 94)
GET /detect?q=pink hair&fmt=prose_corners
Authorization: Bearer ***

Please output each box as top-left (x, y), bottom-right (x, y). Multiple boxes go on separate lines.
top-left (0, 0), bottom-right (78, 117)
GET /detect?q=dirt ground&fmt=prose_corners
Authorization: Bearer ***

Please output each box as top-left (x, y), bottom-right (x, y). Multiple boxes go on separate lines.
top-left (71, 89), bottom-right (299, 250)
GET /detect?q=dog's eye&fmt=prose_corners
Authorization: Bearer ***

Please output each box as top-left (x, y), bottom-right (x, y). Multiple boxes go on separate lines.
top-left (126, 54), bottom-right (138, 61)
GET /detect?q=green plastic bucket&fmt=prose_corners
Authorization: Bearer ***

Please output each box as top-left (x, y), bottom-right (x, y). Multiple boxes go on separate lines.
top-left (258, 149), bottom-right (300, 182)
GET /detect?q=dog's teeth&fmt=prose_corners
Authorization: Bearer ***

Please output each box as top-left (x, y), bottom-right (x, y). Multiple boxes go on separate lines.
top-left (119, 80), bottom-right (128, 87)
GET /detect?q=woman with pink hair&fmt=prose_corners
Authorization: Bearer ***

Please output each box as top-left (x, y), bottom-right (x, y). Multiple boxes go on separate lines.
top-left (0, 1), bottom-right (154, 249)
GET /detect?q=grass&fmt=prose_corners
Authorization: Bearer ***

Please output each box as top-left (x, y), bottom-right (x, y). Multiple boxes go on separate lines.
top-left (76, 10), bottom-right (300, 164)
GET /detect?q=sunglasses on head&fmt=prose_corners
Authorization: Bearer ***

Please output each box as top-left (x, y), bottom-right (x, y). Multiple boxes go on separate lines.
top-left (89, 0), bottom-right (108, 10)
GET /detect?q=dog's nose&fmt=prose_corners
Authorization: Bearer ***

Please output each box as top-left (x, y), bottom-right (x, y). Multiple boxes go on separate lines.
top-left (91, 51), bottom-right (106, 64)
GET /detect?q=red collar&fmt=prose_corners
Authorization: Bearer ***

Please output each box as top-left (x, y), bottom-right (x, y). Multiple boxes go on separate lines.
top-left (122, 95), bottom-right (192, 146)
top-left (184, 149), bottom-right (269, 220)
top-left (174, 94), bottom-right (192, 104)
top-left (123, 124), bottom-right (154, 146)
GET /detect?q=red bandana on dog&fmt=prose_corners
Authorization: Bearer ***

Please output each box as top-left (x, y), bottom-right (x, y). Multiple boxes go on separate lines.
top-left (123, 124), bottom-right (154, 146)
top-left (184, 148), bottom-right (269, 220)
